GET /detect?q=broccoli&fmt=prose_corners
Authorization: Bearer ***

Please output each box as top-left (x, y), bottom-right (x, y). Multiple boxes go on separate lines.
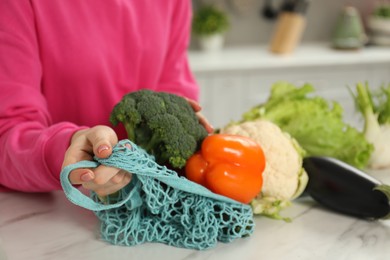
top-left (110, 89), bottom-right (208, 169)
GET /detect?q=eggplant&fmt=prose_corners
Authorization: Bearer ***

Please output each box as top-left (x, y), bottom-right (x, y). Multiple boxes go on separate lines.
top-left (303, 156), bottom-right (390, 220)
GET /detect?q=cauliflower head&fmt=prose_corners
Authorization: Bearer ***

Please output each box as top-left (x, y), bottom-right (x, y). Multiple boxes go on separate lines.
top-left (220, 119), bottom-right (308, 220)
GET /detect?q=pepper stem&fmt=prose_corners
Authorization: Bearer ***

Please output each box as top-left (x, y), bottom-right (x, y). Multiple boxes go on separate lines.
top-left (374, 184), bottom-right (390, 219)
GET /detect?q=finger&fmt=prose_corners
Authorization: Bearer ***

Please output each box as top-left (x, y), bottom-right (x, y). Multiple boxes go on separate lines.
top-left (87, 126), bottom-right (118, 158)
top-left (91, 165), bottom-right (122, 185)
top-left (82, 171), bottom-right (132, 196)
top-left (184, 98), bottom-right (214, 133)
top-left (185, 98), bottom-right (202, 112)
top-left (197, 112), bottom-right (214, 133)
top-left (62, 144), bottom-right (94, 168)
top-left (69, 168), bottom-right (95, 185)
top-left (92, 175), bottom-right (132, 197)
top-left (110, 170), bottom-right (132, 184)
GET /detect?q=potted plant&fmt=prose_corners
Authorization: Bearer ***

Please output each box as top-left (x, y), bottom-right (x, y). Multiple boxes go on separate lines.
top-left (367, 3), bottom-right (390, 46)
top-left (192, 4), bottom-right (230, 52)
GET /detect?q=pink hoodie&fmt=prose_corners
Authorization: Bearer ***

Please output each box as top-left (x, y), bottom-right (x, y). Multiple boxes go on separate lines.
top-left (0, 0), bottom-right (198, 192)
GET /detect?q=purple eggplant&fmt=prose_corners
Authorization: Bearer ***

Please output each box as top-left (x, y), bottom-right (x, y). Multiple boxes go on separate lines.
top-left (303, 156), bottom-right (390, 220)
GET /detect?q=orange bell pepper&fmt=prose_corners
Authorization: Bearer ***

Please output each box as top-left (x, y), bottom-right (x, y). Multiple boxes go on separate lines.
top-left (185, 134), bottom-right (266, 204)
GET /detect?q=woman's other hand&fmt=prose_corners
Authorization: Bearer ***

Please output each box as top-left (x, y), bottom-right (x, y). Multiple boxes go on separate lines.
top-left (186, 98), bottom-right (214, 134)
top-left (62, 125), bottom-right (132, 197)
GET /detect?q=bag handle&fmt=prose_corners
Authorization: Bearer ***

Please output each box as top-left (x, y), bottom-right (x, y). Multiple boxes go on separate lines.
top-left (60, 160), bottom-right (140, 211)
top-left (60, 140), bottom-right (243, 212)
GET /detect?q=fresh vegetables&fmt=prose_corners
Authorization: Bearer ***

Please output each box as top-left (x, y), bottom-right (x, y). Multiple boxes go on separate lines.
top-left (303, 156), bottom-right (390, 219)
top-left (220, 120), bottom-right (308, 220)
top-left (110, 89), bottom-right (208, 169)
top-left (242, 81), bottom-right (373, 169)
top-left (185, 134), bottom-right (266, 204)
top-left (350, 82), bottom-right (390, 169)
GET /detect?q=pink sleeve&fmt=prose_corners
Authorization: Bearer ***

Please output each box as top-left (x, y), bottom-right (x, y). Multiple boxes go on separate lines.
top-left (0, 1), bottom-right (83, 192)
top-left (157, 1), bottom-right (199, 101)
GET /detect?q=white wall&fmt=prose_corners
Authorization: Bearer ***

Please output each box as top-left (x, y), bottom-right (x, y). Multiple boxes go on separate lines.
top-left (189, 0), bottom-right (390, 129)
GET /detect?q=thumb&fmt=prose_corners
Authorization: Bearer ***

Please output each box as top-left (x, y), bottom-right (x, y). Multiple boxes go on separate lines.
top-left (94, 141), bottom-right (112, 159)
top-left (69, 168), bottom-right (95, 185)
top-left (87, 126), bottom-right (118, 158)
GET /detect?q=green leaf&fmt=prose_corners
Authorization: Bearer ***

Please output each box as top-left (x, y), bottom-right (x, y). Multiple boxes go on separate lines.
top-left (242, 81), bottom-right (373, 169)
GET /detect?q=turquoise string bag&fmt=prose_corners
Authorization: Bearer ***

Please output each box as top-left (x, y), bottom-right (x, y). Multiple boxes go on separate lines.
top-left (60, 140), bottom-right (255, 250)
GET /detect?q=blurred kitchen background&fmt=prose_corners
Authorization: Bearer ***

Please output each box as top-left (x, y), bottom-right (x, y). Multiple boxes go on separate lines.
top-left (190, 0), bottom-right (377, 47)
top-left (188, 0), bottom-right (390, 129)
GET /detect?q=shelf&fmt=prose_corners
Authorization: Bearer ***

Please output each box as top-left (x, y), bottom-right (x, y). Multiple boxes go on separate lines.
top-left (188, 43), bottom-right (390, 73)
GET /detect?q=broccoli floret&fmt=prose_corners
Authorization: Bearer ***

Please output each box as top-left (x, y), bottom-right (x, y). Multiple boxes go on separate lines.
top-left (110, 89), bottom-right (208, 169)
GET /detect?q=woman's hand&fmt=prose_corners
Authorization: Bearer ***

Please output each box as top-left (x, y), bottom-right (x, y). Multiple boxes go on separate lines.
top-left (186, 98), bottom-right (214, 134)
top-left (62, 125), bottom-right (132, 197)
top-left (61, 98), bottom-right (208, 197)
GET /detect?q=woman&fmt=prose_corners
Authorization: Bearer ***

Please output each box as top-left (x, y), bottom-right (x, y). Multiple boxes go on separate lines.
top-left (0, 0), bottom-right (212, 195)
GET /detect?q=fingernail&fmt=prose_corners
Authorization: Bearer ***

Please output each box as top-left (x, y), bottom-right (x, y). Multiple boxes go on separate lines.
top-left (194, 102), bottom-right (201, 110)
top-left (81, 171), bottom-right (94, 182)
top-left (98, 145), bottom-right (109, 154)
top-left (206, 125), bottom-right (214, 134)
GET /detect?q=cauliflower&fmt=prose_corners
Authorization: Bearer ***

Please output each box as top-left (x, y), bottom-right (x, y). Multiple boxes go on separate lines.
top-left (220, 119), bottom-right (308, 221)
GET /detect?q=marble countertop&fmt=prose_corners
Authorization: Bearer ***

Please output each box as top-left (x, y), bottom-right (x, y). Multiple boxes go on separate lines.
top-left (1, 169), bottom-right (390, 260)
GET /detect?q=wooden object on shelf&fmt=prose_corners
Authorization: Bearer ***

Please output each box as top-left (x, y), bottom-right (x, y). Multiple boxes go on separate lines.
top-left (269, 12), bottom-right (306, 54)
top-left (269, 0), bottom-right (310, 55)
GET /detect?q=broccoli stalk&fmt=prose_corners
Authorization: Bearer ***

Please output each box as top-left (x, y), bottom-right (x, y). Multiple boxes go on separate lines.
top-left (110, 90), bottom-right (208, 169)
top-left (351, 83), bottom-right (390, 169)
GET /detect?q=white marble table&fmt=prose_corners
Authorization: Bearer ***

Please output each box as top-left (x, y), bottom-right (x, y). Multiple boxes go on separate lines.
top-left (1, 169), bottom-right (390, 260)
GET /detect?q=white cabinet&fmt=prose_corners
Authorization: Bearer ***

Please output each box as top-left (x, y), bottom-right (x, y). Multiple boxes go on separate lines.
top-left (189, 44), bottom-right (390, 128)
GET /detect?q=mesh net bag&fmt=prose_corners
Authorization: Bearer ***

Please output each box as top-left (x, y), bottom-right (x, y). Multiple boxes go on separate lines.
top-left (61, 140), bottom-right (255, 250)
